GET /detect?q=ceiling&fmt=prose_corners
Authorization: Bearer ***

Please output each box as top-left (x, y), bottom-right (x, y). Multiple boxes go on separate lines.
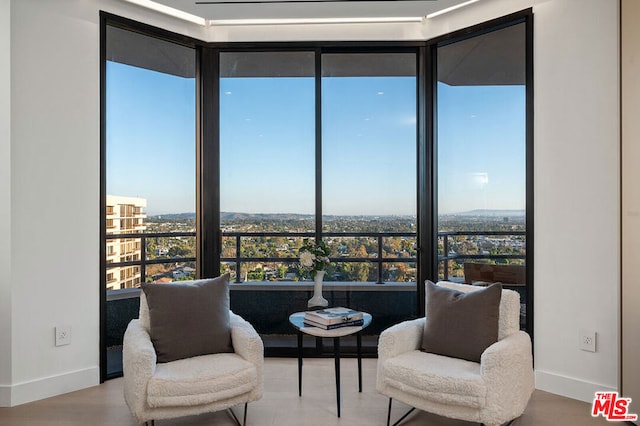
top-left (146, 0), bottom-right (478, 22)
top-left (112, 0), bottom-right (525, 87)
top-left (107, 18), bottom-right (525, 86)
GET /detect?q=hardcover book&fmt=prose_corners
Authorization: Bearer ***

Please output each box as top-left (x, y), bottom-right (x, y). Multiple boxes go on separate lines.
top-left (303, 318), bottom-right (365, 330)
top-left (304, 307), bottom-right (363, 325)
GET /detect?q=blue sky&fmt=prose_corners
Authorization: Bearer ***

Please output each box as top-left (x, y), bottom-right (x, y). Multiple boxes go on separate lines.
top-left (437, 82), bottom-right (526, 214)
top-left (219, 77), bottom-right (316, 216)
top-left (220, 76), bottom-right (417, 216)
top-left (107, 61), bottom-right (525, 216)
top-left (106, 62), bottom-right (195, 215)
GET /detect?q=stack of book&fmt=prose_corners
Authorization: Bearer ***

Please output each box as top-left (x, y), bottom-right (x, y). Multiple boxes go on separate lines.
top-left (303, 307), bottom-right (364, 330)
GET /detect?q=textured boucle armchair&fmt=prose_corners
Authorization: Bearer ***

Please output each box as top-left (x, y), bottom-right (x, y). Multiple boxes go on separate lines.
top-left (123, 292), bottom-right (263, 426)
top-left (376, 281), bottom-right (534, 426)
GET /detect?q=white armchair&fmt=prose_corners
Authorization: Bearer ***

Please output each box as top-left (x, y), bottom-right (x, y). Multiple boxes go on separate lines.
top-left (376, 281), bottom-right (534, 426)
top-left (123, 293), bottom-right (263, 426)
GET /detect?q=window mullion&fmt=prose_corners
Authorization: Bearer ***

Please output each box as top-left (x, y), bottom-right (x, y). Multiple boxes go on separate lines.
top-left (315, 48), bottom-right (323, 243)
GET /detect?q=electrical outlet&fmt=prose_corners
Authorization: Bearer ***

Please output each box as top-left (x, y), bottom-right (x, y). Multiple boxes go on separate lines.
top-left (579, 329), bottom-right (596, 352)
top-left (55, 325), bottom-right (71, 347)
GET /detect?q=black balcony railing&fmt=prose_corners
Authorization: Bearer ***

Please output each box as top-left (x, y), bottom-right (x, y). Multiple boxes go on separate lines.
top-left (438, 230), bottom-right (526, 281)
top-left (220, 231), bottom-right (417, 284)
top-left (105, 231), bottom-right (197, 286)
top-left (105, 229), bottom-right (525, 286)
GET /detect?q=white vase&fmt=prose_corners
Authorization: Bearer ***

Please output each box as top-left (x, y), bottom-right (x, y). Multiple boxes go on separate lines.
top-left (308, 270), bottom-right (328, 308)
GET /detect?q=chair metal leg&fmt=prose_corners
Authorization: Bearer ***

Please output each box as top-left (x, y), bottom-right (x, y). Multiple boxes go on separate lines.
top-left (227, 403), bottom-right (249, 426)
top-left (228, 406), bottom-right (242, 426)
top-left (481, 418), bottom-right (516, 426)
top-left (386, 397), bottom-right (416, 426)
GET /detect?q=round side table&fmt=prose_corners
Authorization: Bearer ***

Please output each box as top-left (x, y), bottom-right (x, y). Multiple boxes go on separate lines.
top-left (289, 311), bottom-right (372, 418)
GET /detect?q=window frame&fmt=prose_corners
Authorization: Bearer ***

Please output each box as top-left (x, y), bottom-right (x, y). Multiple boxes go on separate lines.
top-left (423, 10), bottom-right (534, 333)
top-left (99, 9), bottom-right (533, 382)
top-left (100, 13), bottom-right (201, 381)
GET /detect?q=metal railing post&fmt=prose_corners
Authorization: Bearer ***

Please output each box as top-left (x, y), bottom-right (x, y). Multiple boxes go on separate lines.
top-left (377, 235), bottom-right (384, 284)
top-left (235, 235), bottom-right (242, 283)
top-left (443, 234), bottom-right (449, 281)
top-left (140, 235), bottom-right (146, 283)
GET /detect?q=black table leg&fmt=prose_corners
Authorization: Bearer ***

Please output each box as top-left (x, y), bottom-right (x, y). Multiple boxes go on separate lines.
top-left (357, 331), bottom-right (362, 392)
top-left (298, 330), bottom-right (303, 397)
top-left (334, 337), bottom-right (341, 417)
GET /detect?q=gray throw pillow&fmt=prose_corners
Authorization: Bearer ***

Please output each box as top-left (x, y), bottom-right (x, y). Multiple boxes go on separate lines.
top-left (141, 274), bottom-right (233, 363)
top-left (421, 280), bottom-right (502, 362)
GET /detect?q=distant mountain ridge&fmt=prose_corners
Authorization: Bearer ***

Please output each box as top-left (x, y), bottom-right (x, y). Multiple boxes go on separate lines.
top-left (221, 212), bottom-right (314, 221)
top-left (449, 209), bottom-right (525, 217)
top-left (149, 212), bottom-right (196, 220)
top-left (149, 210), bottom-right (523, 220)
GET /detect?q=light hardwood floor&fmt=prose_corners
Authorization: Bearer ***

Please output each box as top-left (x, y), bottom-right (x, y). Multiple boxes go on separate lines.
top-left (0, 358), bottom-right (610, 426)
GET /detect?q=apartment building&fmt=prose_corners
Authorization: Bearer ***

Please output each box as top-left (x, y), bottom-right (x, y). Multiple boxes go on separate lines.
top-left (106, 195), bottom-right (146, 290)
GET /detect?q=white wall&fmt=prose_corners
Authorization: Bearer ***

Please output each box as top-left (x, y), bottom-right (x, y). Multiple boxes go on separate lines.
top-left (0, 0), bottom-right (12, 407)
top-left (3, 0), bottom-right (621, 406)
top-left (5, 0), bottom-right (206, 406)
top-left (533, 0), bottom-right (619, 401)
top-left (9, 0), bottom-right (102, 404)
top-left (620, 0), bottom-right (639, 414)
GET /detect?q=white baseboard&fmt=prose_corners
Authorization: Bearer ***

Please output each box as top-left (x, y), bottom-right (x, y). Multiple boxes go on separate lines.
top-left (535, 370), bottom-right (617, 403)
top-left (4, 367), bottom-right (99, 407)
top-left (0, 385), bottom-right (10, 407)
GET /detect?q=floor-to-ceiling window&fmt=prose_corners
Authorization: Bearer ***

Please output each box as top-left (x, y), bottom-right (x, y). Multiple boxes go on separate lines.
top-left (434, 20), bottom-right (532, 330)
top-left (215, 49), bottom-right (420, 354)
top-left (219, 51), bottom-right (316, 283)
top-left (321, 53), bottom-right (417, 284)
top-left (102, 22), bottom-right (197, 378)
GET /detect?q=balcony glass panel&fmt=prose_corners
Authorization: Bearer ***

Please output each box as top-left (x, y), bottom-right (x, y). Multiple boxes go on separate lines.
top-left (220, 262), bottom-right (237, 282)
top-left (146, 261), bottom-right (196, 283)
top-left (237, 236), bottom-right (302, 259)
top-left (237, 261), bottom-right (301, 282)
top-left (382, 262), bottom-right (417, 283)
top-left (326, 261), bottom-right (379, 282)
top-left (325, 236), bottom-right (378, 258)
top-left (145, 235), bottom-right (196, 260)
top-left (381, 236), bottom-right (417, 258)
